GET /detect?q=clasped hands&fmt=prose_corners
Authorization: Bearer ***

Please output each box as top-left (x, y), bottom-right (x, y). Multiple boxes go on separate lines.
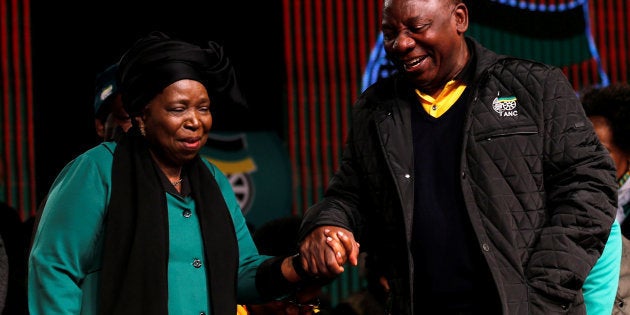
top-left (294, 226), bottom-right (360, 280)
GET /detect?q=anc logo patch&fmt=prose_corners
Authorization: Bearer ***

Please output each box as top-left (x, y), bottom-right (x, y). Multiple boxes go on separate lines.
top-left (492, 95), bottom-right (518, 117)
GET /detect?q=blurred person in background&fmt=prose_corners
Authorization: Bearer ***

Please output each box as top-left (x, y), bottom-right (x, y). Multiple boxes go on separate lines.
top-left (581, 83), bottom-right (630, 314)
top-left (93, 63), bottom-right (132, 141)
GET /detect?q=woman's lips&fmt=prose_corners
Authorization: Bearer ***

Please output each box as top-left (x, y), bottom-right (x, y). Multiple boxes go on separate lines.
top-left (180, 137), bottom-right (202, 150)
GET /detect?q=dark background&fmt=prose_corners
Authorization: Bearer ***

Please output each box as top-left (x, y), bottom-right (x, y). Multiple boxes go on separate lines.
top-left (31, 1), bottom-right (285, 203)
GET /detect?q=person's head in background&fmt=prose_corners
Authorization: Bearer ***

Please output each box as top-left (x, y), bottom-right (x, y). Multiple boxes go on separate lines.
top-left (93, 63), bottom-right (131, 141)
top-left (581, 83), bottom-right (630, 181)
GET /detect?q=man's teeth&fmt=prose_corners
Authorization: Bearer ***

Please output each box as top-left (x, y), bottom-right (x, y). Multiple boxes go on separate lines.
top-left (405, 57), bottom-right (423, 69)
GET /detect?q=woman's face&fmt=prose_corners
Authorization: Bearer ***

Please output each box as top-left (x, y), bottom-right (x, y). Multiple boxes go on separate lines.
top-left (140, 79), bottom-right (212, 167)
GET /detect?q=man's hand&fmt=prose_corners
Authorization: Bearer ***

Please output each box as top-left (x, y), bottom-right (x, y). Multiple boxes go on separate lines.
top-left (297, 226), bottom-right (360, 278)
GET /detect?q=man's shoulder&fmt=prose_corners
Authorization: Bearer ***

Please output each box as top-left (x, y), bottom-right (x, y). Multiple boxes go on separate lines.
top-left (466, 36), bottom-right (555, 73)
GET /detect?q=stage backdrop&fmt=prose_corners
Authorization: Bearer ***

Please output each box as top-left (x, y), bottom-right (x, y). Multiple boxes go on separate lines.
top-left (0, 0), bottom-right (35, 218)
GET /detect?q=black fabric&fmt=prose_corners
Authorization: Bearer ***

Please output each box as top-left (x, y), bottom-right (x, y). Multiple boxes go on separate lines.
top-left (0, 202), bottom-right (29, 315)
top-left (99, 126), bottom-right (239, 315)
top-left (410, 92), bottom-right (500, 312)
top-left (255, 256), bottom-right (294, 300)
top-left (622, 214), bottom-right (630, 239)
top-left (117, 31), bottom-right (247, 116)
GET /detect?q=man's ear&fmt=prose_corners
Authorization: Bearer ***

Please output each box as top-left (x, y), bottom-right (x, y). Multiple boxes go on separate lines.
top-left (454, 3), bottom-right (469, 34)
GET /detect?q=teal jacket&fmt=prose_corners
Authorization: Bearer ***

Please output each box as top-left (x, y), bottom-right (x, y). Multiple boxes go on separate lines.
top-left (28, 142), bottom-right (270, 315)
top-left (584, 220), bottom-right (622, 315)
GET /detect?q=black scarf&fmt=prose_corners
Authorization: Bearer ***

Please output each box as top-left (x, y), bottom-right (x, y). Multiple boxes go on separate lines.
top-left (99, 127), bottom-right (238, 315)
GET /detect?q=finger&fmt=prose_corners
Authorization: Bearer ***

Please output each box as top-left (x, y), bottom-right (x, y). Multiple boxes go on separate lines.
top-left (302, 226), bottom-right (346, 277)
top-left (334, 231), bottom-right (360, 266)
top-left (311, 246), bottom-right (342, 277)
top-left (298, 241), bottom-right (321, 275)
top-left (336, 231), bottom-right (355, 253)
top-left (347, 240), bottom-right (360, 267)
top-left (307, 248), bottom-right (326, 276)
top-left (299, 228), bottom-right (328, 266)
top-left (324, 247), bottom-right (345, 275)
top-left (310, 234), bottom-right (337, 276)
top-left (325, 236), bottom-right (346, 265)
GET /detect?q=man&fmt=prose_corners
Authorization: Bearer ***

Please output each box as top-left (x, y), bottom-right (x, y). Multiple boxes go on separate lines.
top-left (93, 63), bottom-right (131, 141)
top-left (296, 0), bottom-right (619, 314)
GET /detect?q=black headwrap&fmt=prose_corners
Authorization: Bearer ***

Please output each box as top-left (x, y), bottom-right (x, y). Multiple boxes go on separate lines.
top-left (117, 31), bottom-right (247, 116)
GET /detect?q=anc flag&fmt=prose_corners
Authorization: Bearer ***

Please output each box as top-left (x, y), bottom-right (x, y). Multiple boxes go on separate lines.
top-left (466, 0), bottom-right (607, 88)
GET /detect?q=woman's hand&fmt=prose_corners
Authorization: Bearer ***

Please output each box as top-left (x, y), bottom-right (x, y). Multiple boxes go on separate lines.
top-left (297, 226), bottom-right (360, 278)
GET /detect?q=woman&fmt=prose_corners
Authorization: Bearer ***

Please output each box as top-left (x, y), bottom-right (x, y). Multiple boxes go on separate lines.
top-left (28, 31), bottom-right (316, 315)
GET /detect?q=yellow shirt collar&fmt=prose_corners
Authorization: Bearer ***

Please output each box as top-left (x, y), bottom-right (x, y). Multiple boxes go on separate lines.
top-left (416, 80), bottom-right (467, 118)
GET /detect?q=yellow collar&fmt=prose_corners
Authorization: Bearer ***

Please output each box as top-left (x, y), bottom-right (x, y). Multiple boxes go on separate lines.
top-left (416, 80), bottom-right (467, 118)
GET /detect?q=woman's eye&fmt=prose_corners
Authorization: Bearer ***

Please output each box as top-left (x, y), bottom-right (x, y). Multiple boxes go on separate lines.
top-left (169, 107), bottom-right (185, 112)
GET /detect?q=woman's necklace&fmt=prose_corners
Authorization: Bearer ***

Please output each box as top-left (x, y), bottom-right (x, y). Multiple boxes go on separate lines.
top-left (170, 168), bottom-right (183, 187)
top-left (171, 178), bottom-right (183, 186)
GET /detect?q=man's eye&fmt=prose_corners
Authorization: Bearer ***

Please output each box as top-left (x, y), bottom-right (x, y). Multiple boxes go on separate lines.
top-left (410, 24), bottom-right (428, 33)
top-left (382, 32), bottom-right (395, 41)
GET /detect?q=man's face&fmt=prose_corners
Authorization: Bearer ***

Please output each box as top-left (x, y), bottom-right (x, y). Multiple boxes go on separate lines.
top-left (381, 0), bottom-right (468, 94)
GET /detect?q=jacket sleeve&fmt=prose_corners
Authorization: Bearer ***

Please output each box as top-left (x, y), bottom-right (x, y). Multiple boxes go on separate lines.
top-left (525, 67), bottom-right (618, 304)
top-left (28, 154), bottom-right (110, 315)
top-left (582, 220), bottom-right (622, 315)
top-left (299, 123), bottom-right (365, 240)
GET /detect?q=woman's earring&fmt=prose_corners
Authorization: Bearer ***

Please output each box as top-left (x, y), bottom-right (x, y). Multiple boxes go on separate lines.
top-left (139, 123), bottom-right (146, 136)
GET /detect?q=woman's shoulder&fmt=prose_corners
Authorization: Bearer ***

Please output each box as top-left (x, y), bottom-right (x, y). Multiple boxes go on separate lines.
top-left (61, 141), bottom-right (116, 176)
top-left (80, 141), bottom-right (116, 162)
